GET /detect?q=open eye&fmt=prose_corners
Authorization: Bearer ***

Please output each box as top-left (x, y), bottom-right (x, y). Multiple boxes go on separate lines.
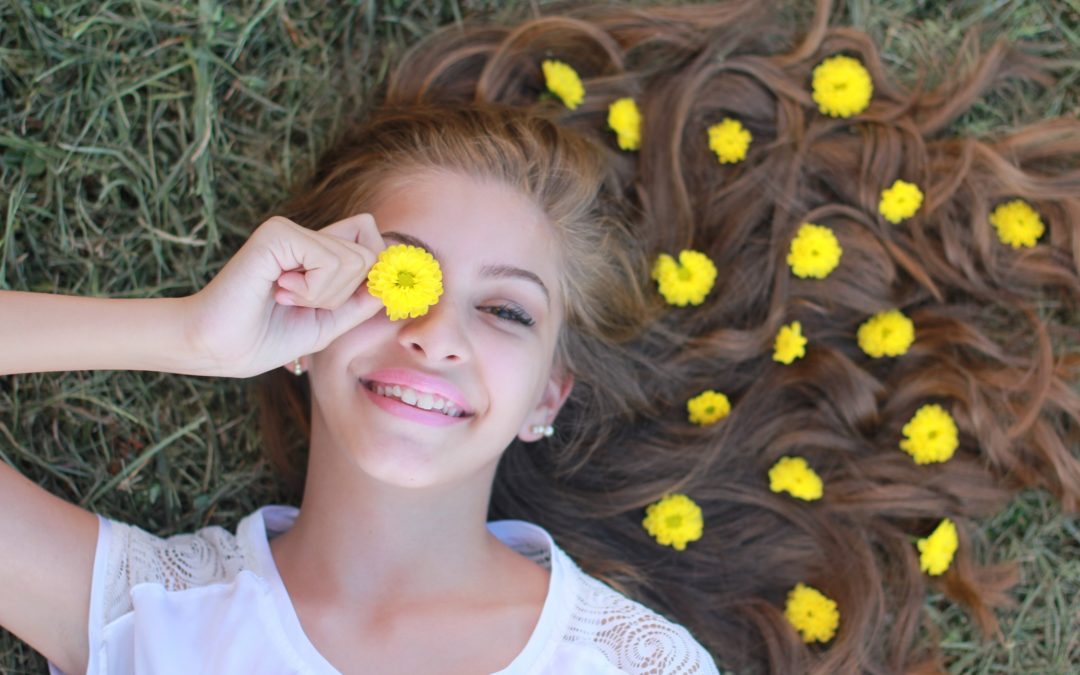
top-left (483, 303), bottom-right (535, 327)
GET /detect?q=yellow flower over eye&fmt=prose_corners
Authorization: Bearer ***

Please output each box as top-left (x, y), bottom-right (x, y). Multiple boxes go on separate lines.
top-left (857, 308), bottom-right (915, 358)
top-left (811, 54), bottom-right (873, 118)
top-left (773, 321), bottom-right (808, 365)
top-left (707, 117), bottom-right (752, 164)
top-left (788, 223), bottom-right (842, 279)
top-left (366, 244), bottom-right (444, 321)
top-left (541, 59), bottom-right (585, 110)
top-left (917, 518), bottom-right (959, 576)
top-left (990, 199), bottom-right (1045, 249)
top-left (784, 582), bottom-right (840, 643)
top-left (879, 179), bottom-right (924, 224)
top-left (768, 456), bottom-right (823, 501)
top-left (687, 390), bottom-right (731, 426)
top-left (900, 403), bottom-right (959, 465)
top-left (608, 97), bottom-right (642, 151)
top-left (652, 250), bottom-right (718, 306)
top-left (642, 493), bottom-right (704, 551)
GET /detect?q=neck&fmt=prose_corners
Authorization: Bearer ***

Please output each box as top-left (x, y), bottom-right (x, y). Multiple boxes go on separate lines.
top-left (268, 406), bottom-right (503, 608)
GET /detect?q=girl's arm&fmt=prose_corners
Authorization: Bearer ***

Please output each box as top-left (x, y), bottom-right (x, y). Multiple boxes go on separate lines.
top-left (2, 213), bottom-right (387, 379)
top-left (0, 290), bottom-right (209, 377)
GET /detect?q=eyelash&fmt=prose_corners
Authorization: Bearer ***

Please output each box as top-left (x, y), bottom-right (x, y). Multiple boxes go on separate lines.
top-left (484, 303), bottom-right (535, 327)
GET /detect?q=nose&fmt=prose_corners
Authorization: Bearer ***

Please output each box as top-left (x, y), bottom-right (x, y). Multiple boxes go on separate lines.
top-left (395, 297), bottom-right (472, 363)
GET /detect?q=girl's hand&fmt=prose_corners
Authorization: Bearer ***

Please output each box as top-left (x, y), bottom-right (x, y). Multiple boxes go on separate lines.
top-left (185, 214), bottom-right (386, 378)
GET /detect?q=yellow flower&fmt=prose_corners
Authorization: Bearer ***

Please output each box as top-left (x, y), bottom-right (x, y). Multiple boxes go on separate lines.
top-left (857, 308), bottom-right (915, 358)
top-left (652, 250), bottom-right (718, 306)
top-left (768, 456), bottom-right (823, 501)
top-left (879, 179), bottom-right (924, 224)
top-left (687, 390), bottom-right (731, 426)
top-left (788, 222), bottom-right (842, 279)
top-left (773, 321), bottom-right (808, 365)
top-left (784, 582), bottom-right (840, 643)
top-left (642, 494), bottom-right (704, 551)
top-left (917, 518), bottom-right (959, 576)
top-left (900, 403), bottom-right (958, 465)
top-left (366, 244), bottom-right (444, 321)
top-left (707, 118), bottom-right (752, 164)
top-left (811, 54), bottom-right (873, 118)
top-left (990, 199), bottom-right (1045, 249)
top-left (541, 59), bottom-right (584, 110)
top-left (608, 97), bottom-right (642, 151)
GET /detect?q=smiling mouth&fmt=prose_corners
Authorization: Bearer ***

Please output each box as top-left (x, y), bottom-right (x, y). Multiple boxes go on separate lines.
top-left (360, 379), bottom-right (473, 418)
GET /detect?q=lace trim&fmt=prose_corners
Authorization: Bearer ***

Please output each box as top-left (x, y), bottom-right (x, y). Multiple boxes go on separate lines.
top-left (103, 519), bottom-right (250, 626)
top-left (562, 560), bottom-right (718, 674)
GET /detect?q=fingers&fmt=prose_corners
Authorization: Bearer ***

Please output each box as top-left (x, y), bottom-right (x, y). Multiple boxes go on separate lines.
top-left (318, 213), bottom-right (386, 269)
top-left (265, 214), bottom-right (384, 311)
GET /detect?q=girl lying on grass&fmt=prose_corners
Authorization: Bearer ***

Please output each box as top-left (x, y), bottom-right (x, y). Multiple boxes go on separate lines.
top-left (3, 0), bottom-right (1079, 673)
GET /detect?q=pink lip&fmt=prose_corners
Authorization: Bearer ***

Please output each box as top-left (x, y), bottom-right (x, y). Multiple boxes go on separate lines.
top-left (360, 368), bottom-right (474, 415)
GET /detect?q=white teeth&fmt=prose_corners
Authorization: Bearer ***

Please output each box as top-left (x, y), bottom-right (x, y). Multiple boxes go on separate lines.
top-left (366, 381), bottom-right (464, 418)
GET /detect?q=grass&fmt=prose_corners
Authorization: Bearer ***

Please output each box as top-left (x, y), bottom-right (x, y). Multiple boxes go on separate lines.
top-left (1, 0), bottom-right (1077, 672)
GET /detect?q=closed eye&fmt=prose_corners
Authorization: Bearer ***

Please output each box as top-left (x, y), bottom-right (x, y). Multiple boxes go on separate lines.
top-left (483, 303), bottom-right (535, 327)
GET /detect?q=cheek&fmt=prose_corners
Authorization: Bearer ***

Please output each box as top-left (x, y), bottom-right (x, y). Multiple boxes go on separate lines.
top-left (476, 337), bottom-right (553, 407)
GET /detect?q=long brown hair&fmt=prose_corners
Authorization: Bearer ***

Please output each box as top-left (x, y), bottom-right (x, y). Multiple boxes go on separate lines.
top-left (253, 1), bottom-right (1080, 672)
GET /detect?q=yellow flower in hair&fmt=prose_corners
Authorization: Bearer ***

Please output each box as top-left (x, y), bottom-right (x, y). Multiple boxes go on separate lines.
top-left (774, 321), bottom-right (808, 365)
top-left (857, 308), bottom-right (915, 358)
top-left (707, 118), bottom-right (752, 164)
top-left (788, 223), bottom-right (843, 279)
top-left (990, 199), bottom-right (1045, 249)
top-left (879, 179), bottom-right (924, 224)
top-left (541, 59), bottom-right (585, 110)
top-left (652, 250), bottom-right (718, 306)
top-left (768, 456), bottom-right (823, 501)
top-left (917, 518), bottom-right (959, 575)
top-left (608, 97), bottom-right (642, 151)
top-left (811, 54), bottom-right (873, 118)
top-left (366, 244), bottom-right (444, 321)
top-left (642, 493), bottom-right (704, 551)
top-left (687, 390), bottom-right (731, 426)
top-left (784, 582), bottom-right (840, 643)
top-left (900, 403), bottom-right (958, 465)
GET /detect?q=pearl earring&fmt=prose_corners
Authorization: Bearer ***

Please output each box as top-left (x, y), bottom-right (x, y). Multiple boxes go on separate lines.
top-left (292, 358), bottom-right (303, 376)
top-left (530, 424), bottom-right (554, 438)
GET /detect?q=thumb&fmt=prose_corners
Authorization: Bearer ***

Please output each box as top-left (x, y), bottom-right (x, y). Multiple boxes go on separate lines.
top-left (317, 284), bottom-right (386, 346)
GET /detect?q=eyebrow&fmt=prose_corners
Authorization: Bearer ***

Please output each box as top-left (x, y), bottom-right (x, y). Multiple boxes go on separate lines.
top-left (382, 231), bottom-right (550, 307)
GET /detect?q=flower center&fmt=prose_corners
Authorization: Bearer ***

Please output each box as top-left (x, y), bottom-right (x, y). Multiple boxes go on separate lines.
top-left (395, 270), bottom-right (416, 288)
top-left (705, 405), bottom-right (715, 415)
top-left (677, 266), bottom-right (692, 281)
top-left (666, 515), bottom-right (683, 529)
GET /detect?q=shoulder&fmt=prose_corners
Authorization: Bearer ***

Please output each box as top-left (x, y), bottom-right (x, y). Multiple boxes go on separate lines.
top-left (548, 545), bottom-right (718, 675)
top-left (101, 513), bottom-right (256, 624)
top-left (108, 517), bottom-right (249, 589)
top-left (565, 571), bottom-right (719, 674)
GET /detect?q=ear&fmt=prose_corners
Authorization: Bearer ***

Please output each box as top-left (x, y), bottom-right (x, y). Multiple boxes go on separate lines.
top-left (520, 361), bottom-right (574, 442)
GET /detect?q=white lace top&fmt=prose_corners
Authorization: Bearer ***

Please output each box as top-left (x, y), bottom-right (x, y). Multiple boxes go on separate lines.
top-left (49, 504), bottom-right (718, 674)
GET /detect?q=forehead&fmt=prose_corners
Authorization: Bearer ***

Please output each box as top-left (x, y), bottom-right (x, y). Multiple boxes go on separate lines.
top-left (369, 170), bottom-right (563, 292)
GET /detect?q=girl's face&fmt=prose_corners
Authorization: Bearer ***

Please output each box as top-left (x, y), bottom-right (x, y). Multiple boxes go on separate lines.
top-left (306, 169), bottom-right (574, 489)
